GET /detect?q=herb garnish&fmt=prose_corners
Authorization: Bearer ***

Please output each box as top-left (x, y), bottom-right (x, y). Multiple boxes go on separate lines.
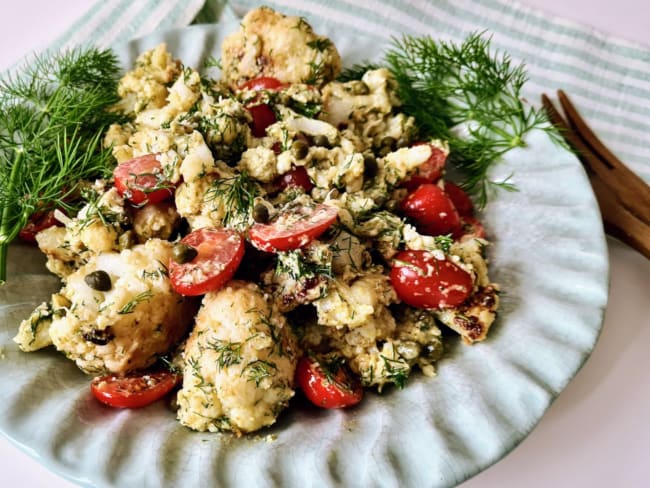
top-left (0, 47), bottom-right (123, 282)
top-left (339, 33), bottom-right (552, 207)
top-left (387, 32), bottom-right (551, 206)
top-left (204, 171), bottom-right (260, 230)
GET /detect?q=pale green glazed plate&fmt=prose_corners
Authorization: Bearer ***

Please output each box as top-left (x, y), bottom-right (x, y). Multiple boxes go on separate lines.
top-left (0, 21), bottom-right (609, 488)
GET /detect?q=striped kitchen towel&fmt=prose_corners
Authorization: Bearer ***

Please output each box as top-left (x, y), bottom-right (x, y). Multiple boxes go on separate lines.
top-left (35, 0), bottom-right (650, 182)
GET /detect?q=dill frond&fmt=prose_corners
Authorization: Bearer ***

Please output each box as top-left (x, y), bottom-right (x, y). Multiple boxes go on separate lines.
top-left (386, 32), bottom-right (550, 207)
top-left (0, 46), bottom-right (123, 282)
top-left (204, 171), bottom-right (260, 231)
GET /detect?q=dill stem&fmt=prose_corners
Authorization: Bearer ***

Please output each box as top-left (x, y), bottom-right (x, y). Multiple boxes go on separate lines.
top-left (0, 149), bottom-right (25, 283)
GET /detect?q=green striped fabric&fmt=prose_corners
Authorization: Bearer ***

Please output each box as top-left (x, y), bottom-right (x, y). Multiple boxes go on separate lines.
top-left (41, 0), bottom-right (650, 181)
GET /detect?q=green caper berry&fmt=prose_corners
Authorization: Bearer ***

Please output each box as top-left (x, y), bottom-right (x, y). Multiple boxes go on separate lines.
top-left (350, 80), bottom-right (369, 95)
top-left (312, 134), bottom-right (329, 148)
top-left (291, 140), bottom-right (309, 160)
top-left (172, 243), bottom-right (198, 264)
top-left (84, 270), bottom-right (112, 291)
top-left (82, 326), bottom-right (114, 345)
top-left (378, 145), bottom-right (393, 157)
top-left (363, 154), bottom-right (378, 180)
top-left (252, 203), bottom-right (270, 223)
top-left (381, 136), bottom-right (397, 150)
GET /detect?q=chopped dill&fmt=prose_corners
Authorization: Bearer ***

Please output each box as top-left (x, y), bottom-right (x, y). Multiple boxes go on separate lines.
top-left (117, 290), bottom-right (154, 314)
top-left (433, 234), bottom-right (454, 254)
top-left (204, 171), bottom-right (260, 230)
top-left (205, 338), bottom-right (244, 370)
top-left (242, 360), bottom-right (277, 387)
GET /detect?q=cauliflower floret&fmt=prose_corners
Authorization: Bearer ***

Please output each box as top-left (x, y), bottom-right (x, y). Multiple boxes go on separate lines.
top-left (314, 272), bottom-right (397, 329)
top-left (114, 44), bottom-right (181, 114)
top-left (322, 68), bottom-right (400, 127)
top-left (238, 146), bottom-right (278, 183)
top-left (434, 284), bottom-right (500, 344)
top-left (36, 186), bottom-right (129, 278)
top-left (177, 281), bottom-right (299, 434)
top-left (198, 97), bottom-right (251, 163)
top-left (48, 239), bottom-right (197, 375)
top-left (221, 7), bottom-right (341, 87)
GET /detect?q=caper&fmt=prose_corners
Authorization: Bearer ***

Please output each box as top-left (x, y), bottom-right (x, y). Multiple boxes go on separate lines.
top-left (84, 270), bottom-right (112, 292)
top-left (380, 136), bottom-right (397, 151)
top-left (82, 326), bottom-right (114, 345)
top-left (172, 243), bottom-right (198, 264)
top-left (252, 203), bottom-right (270, 223)
top-left (350, 80), bottom-right (369, 95)
top-left (378, 145), bottom-right (393, 157)
top-left (363, 154), bottom-right (378, 180)
top-left (291, 140), bottom-right (309, 160)
top-left (311, 134), bottom-right (330, 148)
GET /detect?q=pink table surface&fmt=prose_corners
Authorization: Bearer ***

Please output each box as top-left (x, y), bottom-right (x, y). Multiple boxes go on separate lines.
top-left (1, 1), bottom-right (648, 487)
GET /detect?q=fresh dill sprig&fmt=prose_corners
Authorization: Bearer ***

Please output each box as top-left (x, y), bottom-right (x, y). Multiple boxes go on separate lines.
top-left (204, 171), bottom-right (260, 230)
top-left (386, 32), bottom-right (551, 207)
top-left (0, 46), bottom-right (123, 282)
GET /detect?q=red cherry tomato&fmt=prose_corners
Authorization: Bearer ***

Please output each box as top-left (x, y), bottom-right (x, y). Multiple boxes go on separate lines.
top-left (390, 250), bottom-right (473, 309)
top-left (19, 210), bottom-right (62, 243)
top-left (113, 154), bottom-right (174, 205)
top-left (169, 227), bottom-right (245, 296)
top-left (90, 370), bottom-right (180, 409)
top-left (240, 76), bottom-right (286, 92)
top-left (296, 356), bottom-right (363, 409)
top-left (247, 104), bottom-right (276, 137)
top-left (459, 216), bottom-right (486, 240)
top-left (402, 143), bottom-right (448, 191)
top-left (444, 181), bottom-right (474, 217)
top-left (277, 166), bottom-right (314, 193)
top-left (401, 183), bottom-right (462, 237)
top-left (249, 203), bottom-right (338, 253)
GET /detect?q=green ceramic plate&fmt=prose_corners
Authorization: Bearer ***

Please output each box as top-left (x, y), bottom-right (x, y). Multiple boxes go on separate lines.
top-left (0, 21), bottom-right (608, 488)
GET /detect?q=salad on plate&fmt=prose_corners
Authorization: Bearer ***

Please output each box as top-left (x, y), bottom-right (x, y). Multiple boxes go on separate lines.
top-left (6, 7), bottom-right (556, 437)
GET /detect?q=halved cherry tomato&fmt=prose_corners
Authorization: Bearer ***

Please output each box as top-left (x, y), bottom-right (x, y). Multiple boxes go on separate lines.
top-left (169, 227), bottom-right (245, 296)
top-left (390, 250), bottom-right (473, 309)
top-left (402, 143), bottom-right (448, 191)
top-left (90, 370), bottom-right (180, 409)
top-left (401, 183), bottom-right (462, 237)
top-left (247, 104), bottom-right (276, 137)
top-left (249, 203), bottom-right (338, 253)
top-left (240, 76), bottom-right (286, 92)
top-left (277, 166), bottom-right (314, 193)
top-left (444, 181), bottom-right (474, 217)
top-left (19, 210), bottom-right (62, 243)
top-left (459, 216), bottom-right (486, 240)
top-left (296, 355), bottom-right (363, 409)
top-left (113, 154), bottom-right (174, 205)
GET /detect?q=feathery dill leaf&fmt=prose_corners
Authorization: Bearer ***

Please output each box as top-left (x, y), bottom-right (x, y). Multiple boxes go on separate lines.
top-left (204, 171), bottom-right (261, 230)
top-left (386, 32), bottom-right (550, 206)
top-left (0, 46), bottom-right (123, 282)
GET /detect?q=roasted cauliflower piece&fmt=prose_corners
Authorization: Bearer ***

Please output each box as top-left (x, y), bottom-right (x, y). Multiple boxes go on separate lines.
top-left (177, 281), bottom-right (299, 435)
top-left (46, 239), bottom-right (197, 375)
top-left (221, 6), bottom-right (341, 87)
